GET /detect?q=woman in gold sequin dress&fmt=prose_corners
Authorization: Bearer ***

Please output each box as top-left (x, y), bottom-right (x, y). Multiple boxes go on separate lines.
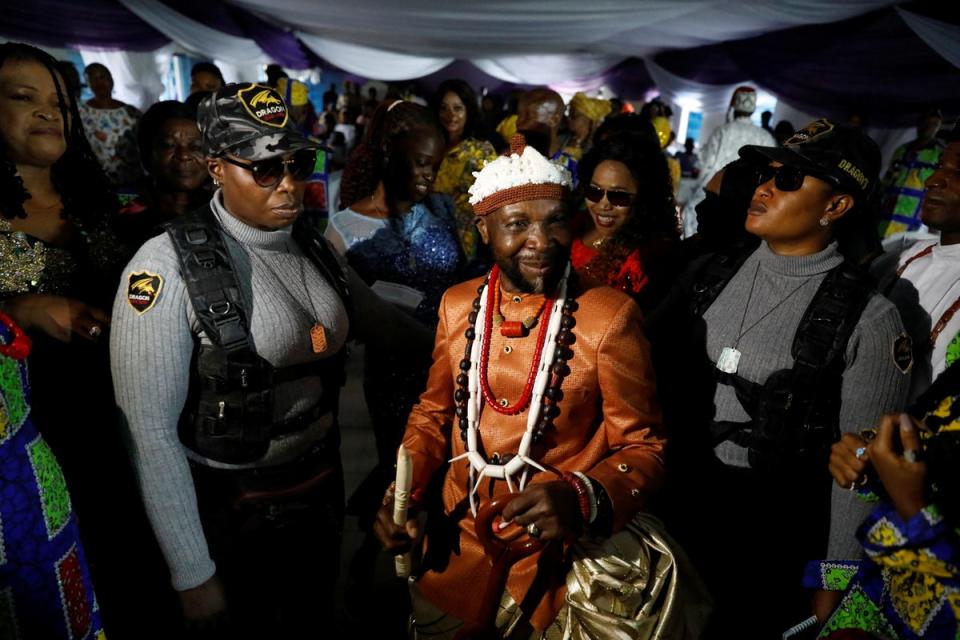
top-left (0, 42), bottom-right (173, 635)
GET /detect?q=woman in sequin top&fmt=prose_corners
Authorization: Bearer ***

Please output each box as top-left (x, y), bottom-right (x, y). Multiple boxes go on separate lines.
top-left (0, 44), bottom-right (123, 337)
top-left (0, 43), bottom-right (168, 634)
top-left (327, 100), bottom-right (463, 509)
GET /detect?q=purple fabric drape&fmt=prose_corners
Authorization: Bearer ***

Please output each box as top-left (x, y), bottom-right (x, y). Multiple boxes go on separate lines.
top-left (656, 7), bottom-right (960, 126)
top-left (160, 0), bottom-right (312, 69)
top-left (225, 8), bottom-right (313, 70)
top-left (1, 0), bottom-right (169, 51)
top-left (595, 58), bottom-right (654, 99)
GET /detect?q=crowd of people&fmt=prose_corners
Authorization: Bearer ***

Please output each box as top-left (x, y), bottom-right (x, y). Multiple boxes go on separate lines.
top-left (1, 39), bottom-right (958, 640)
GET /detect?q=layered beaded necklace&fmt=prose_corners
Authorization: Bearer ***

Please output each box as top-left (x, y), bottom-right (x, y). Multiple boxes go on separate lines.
top-left (450, 263), bottom-right (578, 515)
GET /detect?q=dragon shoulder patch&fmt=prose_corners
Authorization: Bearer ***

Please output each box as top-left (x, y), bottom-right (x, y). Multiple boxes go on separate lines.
top-left (127, 271), bottom-right (163, 314)
top-left (892, 333), bottom-right (913, 374)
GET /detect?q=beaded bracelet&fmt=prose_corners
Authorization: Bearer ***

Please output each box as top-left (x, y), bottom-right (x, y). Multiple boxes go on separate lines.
top-left (562, 472), bottom-right (592, 524)
top-left (572, 472), bottom-right (598, 524)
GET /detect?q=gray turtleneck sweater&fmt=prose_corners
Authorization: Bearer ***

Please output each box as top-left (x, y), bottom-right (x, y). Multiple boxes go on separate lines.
top-left (702, 242), bottom-right (910, 560)
top-left (110, 192), bottom-right (426, 591)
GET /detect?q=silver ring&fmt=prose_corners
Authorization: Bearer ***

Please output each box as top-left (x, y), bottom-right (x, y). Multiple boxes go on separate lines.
top-left (526, 523), bottom-right (541, 538)
top-left (88, 325), bottom-right (102, 338)
top-left (855, 446), bottom-right (866, 460)
top-left (904, 449), bottom-right (920, 464)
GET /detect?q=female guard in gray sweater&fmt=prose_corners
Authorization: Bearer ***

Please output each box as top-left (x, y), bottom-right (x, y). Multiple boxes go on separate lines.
top-left (651, 120), bottom-right (910, 637)
top-left (110, 84), bottom-right (430, 637)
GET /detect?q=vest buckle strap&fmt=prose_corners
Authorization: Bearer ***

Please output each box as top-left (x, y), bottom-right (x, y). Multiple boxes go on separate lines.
top-left (193, 249), bottom-right (217, 269)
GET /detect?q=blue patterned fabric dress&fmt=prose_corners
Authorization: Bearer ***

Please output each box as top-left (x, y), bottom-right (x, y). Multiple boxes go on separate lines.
top-left (0, 314), bottom-right (104, 640)
top-left (805, 386), bottom-right (960, 639)
top-left (326, 194), bottom-right (463, 469)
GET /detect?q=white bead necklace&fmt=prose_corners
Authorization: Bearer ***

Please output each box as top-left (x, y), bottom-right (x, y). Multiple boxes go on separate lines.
top-left (449, 264), bottom-right (571, 516)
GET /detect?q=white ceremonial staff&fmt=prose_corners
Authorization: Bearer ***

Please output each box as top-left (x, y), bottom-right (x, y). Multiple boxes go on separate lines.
top-left (394, 444), bottom-right (413, 577)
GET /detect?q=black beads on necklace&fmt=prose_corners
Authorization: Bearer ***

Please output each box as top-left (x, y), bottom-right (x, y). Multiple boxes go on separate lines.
top-left (454, 273), bottom-right (577, 444)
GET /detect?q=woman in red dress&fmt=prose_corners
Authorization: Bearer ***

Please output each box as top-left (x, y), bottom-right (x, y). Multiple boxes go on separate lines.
top-left (572, 131), bottom-right (680, 310)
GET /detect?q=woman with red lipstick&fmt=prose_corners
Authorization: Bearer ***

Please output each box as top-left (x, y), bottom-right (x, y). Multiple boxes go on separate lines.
top-left (572, 133), bottom-right (679, 310)
top-left (650, 120), bottom-right (912, 636)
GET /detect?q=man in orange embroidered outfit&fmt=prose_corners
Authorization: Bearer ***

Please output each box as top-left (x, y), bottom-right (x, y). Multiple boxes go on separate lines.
top-left (375, 135), bottom-right (666, 638)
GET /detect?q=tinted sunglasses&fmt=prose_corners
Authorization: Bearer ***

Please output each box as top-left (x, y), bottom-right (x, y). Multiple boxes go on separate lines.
top-left (584, 185), bottom-right (636, 207)
top-left (755, 164), bottom-right (810, 192)
top-left (755, 163), bottom-right (842, 193)
top-left (220, 149), bottom-right (317, 188)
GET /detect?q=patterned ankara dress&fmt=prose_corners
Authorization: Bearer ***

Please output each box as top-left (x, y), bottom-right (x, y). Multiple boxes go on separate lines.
top-left (0, 312), bottom-right (105, 640)
top-left (878, 138), bottom-right (946, 239)
top-left (805, 386), bottom-right (960, 639)
top-left (433, 138), bottom-right (497, 265)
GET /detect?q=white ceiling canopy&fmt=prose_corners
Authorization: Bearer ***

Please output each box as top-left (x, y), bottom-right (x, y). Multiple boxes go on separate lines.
top-left (229, 0), bottom-right (899, 58)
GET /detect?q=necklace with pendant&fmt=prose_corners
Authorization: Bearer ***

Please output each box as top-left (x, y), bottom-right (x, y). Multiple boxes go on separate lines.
top-left (717, 263), bottom-right (813, 374)
top-left (450, 263), bottom-right (577, 515)
top-left (214, 211), bottom-right (330, 353)
top-left (491, 280), bottom-right (549, 338)
top-left (252, 246), bottom-right (330, 354)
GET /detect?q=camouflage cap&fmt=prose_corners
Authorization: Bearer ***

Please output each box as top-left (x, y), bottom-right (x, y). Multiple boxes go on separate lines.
top-left (198, 83), bottom-right (317, 161)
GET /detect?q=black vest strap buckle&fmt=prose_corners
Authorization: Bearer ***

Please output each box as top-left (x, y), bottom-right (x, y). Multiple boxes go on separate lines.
top-left (185, 227), bottom-right (209, 244)
top-left (193, 249), bottom-right (217, 270)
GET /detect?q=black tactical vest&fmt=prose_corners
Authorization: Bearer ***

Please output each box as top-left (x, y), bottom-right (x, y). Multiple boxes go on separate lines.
top-left (166, 205), bottom-right (352, 464)
top-left (690, 246), bottom-right (874, 471)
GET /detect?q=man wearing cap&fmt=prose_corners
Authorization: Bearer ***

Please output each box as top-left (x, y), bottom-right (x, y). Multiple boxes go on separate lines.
top-left (681, 86), bottom-right (775, 237)
top-left (374, 135), bottom-right (671, 638)
top-left (111, 83), bottom-right (429, 636)
top-left (651, 119), bottom-right (910, 635)
top-left (878, 109), bottom-right (945, 239)
top-left (872, 124), bottom-right (960, 401)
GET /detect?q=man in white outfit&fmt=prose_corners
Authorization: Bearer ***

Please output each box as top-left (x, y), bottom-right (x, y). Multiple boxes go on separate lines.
top-left (682, 86), bottom-right (776, 237)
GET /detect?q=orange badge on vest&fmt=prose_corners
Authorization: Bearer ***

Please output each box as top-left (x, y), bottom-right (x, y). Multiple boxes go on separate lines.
top-left (127, 271), bottom-right (164, 314)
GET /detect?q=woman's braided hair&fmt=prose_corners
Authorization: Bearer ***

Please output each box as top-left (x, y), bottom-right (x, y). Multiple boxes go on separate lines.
top-left (0, 42), bottom-right (117, 223)
top-left (339, 100), bottom-right (443, 209)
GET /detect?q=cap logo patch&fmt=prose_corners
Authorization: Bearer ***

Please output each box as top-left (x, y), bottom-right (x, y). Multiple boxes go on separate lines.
top-left (785, 118), bottom-right (834, 146)
top-left (237, 85), bottom-right (288, 129)
top-left (838, 158), bottom-right (869, 190)
top-left (127, 271), bottom-right (163, 314)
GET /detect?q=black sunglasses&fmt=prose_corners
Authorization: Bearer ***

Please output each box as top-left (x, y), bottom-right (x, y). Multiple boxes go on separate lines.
top-left (220, 149), bottom-right (317, 188)
top-left (755, 164), bottom-right (809, 192)
top-left (756, 163), bottom-right (841, 193)
top-left (584, 185), bottom-right (636, 207)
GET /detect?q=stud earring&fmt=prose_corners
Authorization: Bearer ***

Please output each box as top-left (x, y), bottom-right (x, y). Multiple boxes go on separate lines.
top-left (819, 216), bottom-right (830, 227)
top-left (213, 178), bottom-right (220, 187)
